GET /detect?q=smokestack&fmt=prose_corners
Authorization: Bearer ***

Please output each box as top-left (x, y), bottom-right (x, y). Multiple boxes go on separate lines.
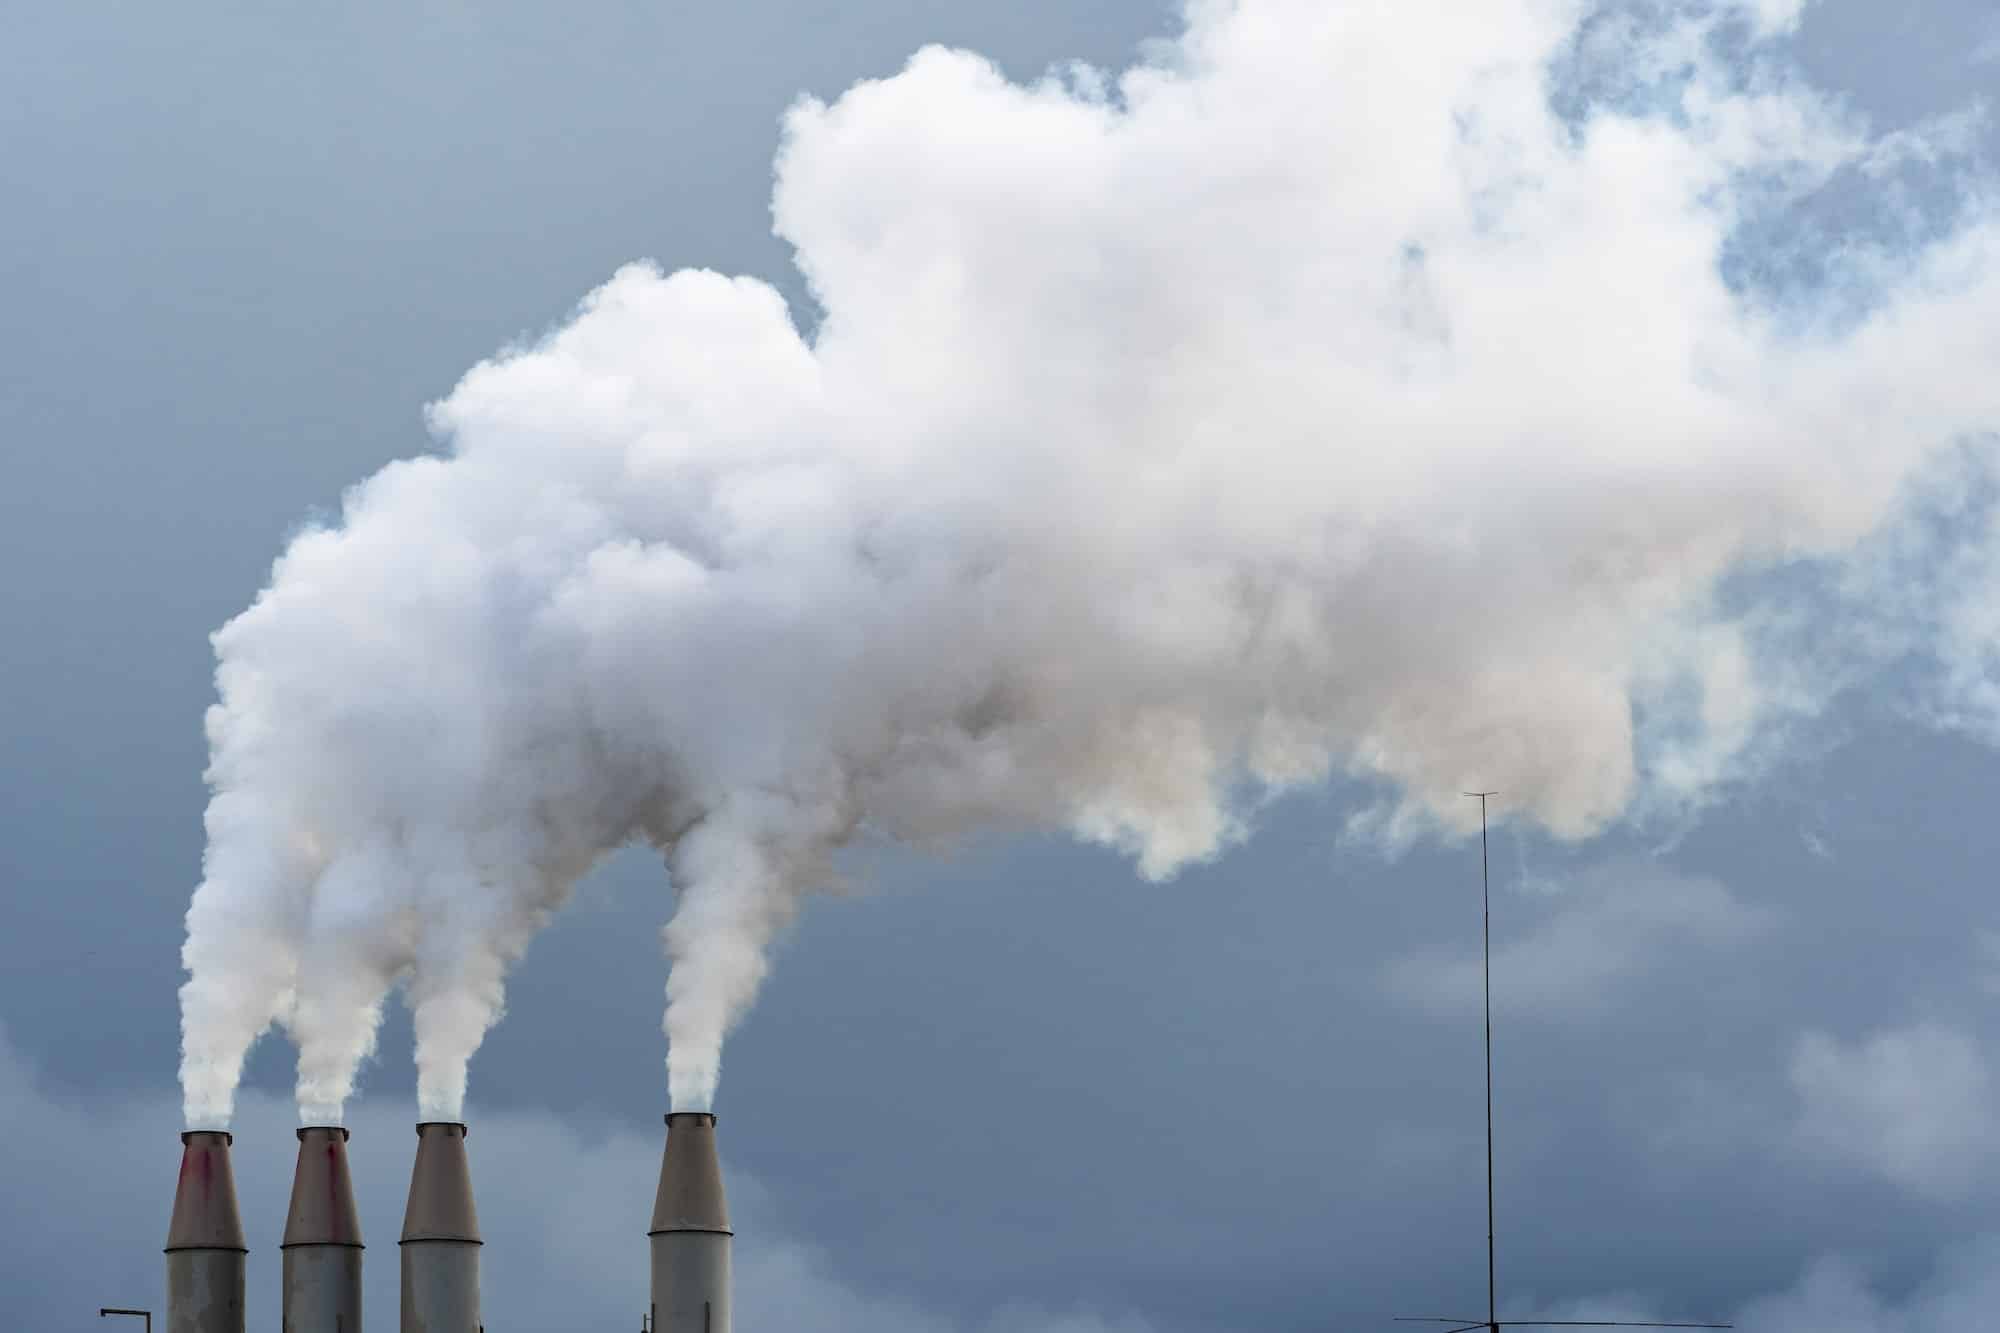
top-left (400, 1123), bottom-right (481, 1333)
top-left (649, 1112), bottom-right (731, 1333)
top-left (166, 1130), bottom-right (247, 1333)
top-left (282, 1126), bottom-right (364, 1333)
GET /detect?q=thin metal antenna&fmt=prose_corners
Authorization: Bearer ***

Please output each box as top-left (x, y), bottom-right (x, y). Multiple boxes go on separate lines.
top-left (1386, 792), bottom-right (1731, 1333)
top-left (1466, 791), bottom-right (1499, 1333)
top-left (1400, 1312), bottom-right (1744, 1320)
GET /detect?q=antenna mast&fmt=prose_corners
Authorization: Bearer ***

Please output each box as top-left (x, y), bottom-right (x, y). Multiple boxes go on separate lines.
top-left (1470, 791), bottom-right (1499, 1333)
top-left (1387, 792), bottom-right (1732, 1333)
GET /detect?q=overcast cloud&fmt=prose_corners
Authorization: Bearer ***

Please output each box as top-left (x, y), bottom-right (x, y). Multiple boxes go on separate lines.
top-left (1384, 859), bottom-right (1773, 1021)
top-left (1789, 1024), bottom-right (2000, 1202)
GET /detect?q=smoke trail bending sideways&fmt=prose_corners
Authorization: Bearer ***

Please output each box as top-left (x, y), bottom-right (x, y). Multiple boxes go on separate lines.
top-left (179, 0), bottom-right (2000, 1125)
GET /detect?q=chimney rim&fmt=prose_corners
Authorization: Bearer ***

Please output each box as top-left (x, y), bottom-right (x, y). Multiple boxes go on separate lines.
top-left (277, 1239), bottom-right (364, 1251)
top-left (414, 1120), bottom-right (469, 1136)
top-left (665, 1111), bottom-right (718, 1126)
top-left (163, 1242), bottom-right (249, 1255)
top-left (180, 1129), bottom-right (234, 1146)
top-left (296, 1125), bottom-right (352, 1141)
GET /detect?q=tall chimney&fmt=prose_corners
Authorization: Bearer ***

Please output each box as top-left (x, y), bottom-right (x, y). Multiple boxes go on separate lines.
top-left (649, 1112), bottom-right (732, 1333)
top-left (166, 1130), bottom-right (247, 1333)
top-left (400, 1123), bottom-right (481, 1333)
top-left (281, 1126), bottom-right (364, 1333)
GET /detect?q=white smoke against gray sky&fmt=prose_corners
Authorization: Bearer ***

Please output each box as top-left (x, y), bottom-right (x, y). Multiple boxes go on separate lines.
top-left (179, 0), bottom-right (2000, 1125)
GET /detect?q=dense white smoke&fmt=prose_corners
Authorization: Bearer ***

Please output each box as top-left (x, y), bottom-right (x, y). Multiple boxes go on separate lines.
top-left (179, 0), bottom-right (2000, 1125)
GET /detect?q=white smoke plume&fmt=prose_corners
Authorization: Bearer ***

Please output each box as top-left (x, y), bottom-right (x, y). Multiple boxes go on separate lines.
top-left (179, 0), bottom-right (2000, 1125)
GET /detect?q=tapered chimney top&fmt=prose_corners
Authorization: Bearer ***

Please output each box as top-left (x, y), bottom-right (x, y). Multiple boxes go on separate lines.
top-left (401, 1121), bottom-right (482, 1244)
top-left (650, 1112), bottom-right (731, 1236)
top-left (166, 1129), bottom-right (247, 1253)
top-left (282, 1125), bottom-right (364, 1249)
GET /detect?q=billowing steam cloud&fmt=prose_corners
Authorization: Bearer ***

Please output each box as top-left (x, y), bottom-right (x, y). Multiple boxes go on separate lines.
top-left (179, 0), bottom-right (2000, 1125)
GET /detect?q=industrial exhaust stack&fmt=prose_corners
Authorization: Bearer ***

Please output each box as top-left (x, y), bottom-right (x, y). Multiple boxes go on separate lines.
top-left (649, 1112), bottom-right (732, 1333)
top-left (400, 1122), bottom-right (482, 1333)
top-left (282, 1126), bottom-right (364, 1333)
top-left (166, 1130), bottom-right (247, 1333)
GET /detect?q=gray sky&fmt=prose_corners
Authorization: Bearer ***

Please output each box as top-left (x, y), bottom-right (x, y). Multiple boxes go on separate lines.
top-left (5, 2), bottom-right (2000, 1331)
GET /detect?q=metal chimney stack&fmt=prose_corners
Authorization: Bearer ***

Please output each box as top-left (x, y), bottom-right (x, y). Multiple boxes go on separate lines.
top-left (649, 1112), bottom-right (732, 1333)
top-left (166, 1130), bottom-right (248, 1333)
top-left (400, 1122), bottom-right (482, 1333)
top-left (282, 1126), bottom-right (364, 1333)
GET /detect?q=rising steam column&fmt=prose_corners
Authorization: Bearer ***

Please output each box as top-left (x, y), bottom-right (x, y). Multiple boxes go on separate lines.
top-left (400, 1122), bottom-right (482, 1333)
top-left (166, 1130), bottom-right (248, 1333)
top-left (282, 1126), bottom-right (364, 1333)
top-left (649, 1112), bottom-right (732, 1333)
